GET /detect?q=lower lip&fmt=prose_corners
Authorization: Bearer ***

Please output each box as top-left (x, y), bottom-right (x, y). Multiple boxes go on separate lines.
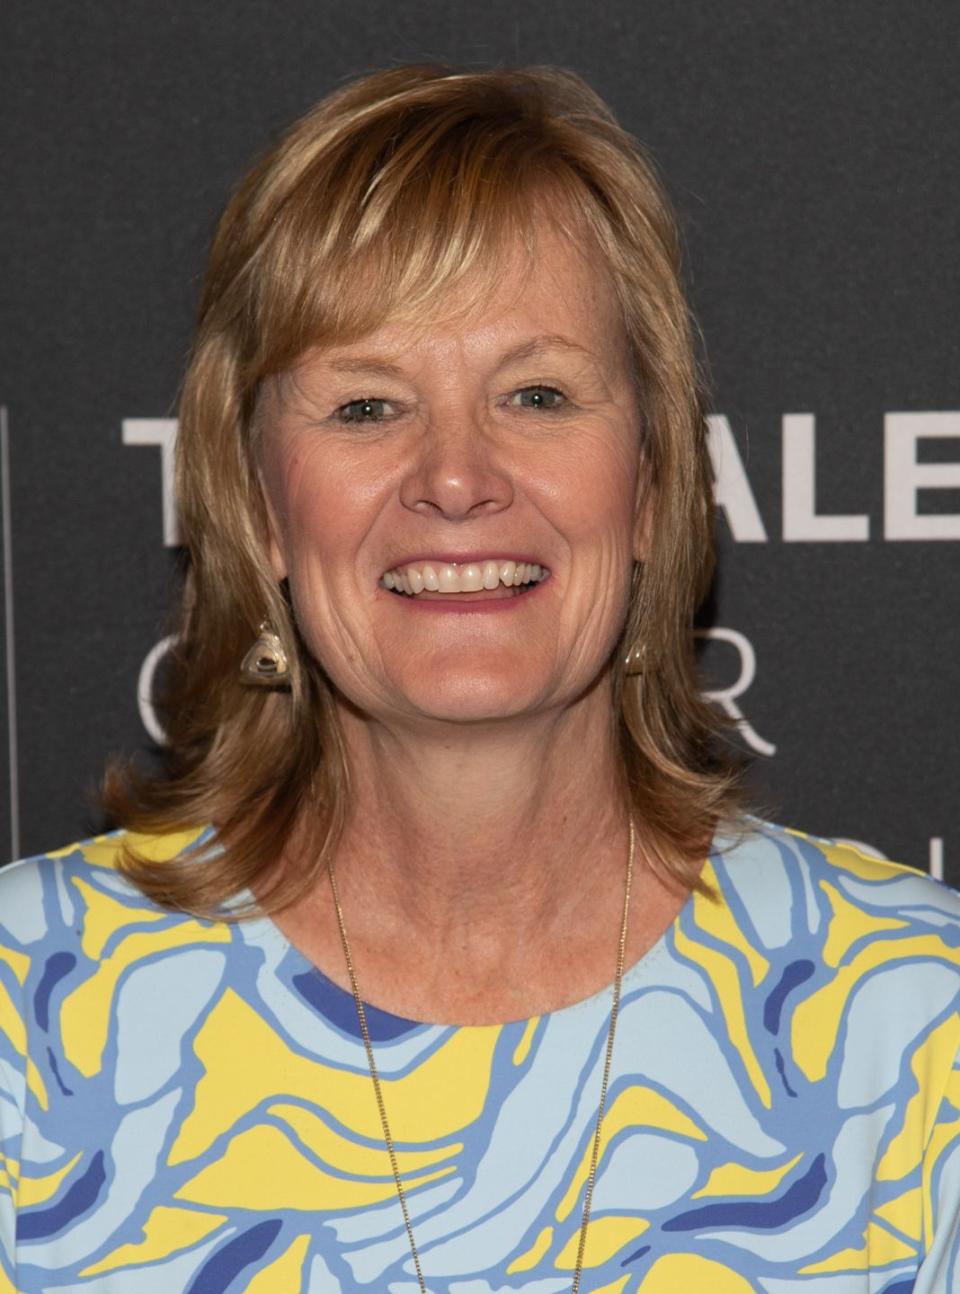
top-left (378, 579), bottom-right (549, 613)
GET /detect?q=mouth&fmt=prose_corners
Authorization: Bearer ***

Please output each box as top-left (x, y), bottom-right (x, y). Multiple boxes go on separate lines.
top-left (381, 558), bottom-right (549, 602)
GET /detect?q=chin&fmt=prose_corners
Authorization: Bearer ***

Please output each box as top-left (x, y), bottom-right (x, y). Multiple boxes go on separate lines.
top-left (392, 663), bottom-right (552, 724)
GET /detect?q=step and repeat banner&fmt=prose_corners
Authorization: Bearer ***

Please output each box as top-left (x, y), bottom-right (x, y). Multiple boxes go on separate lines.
top-left (2, 2), bottom-right (957, 882)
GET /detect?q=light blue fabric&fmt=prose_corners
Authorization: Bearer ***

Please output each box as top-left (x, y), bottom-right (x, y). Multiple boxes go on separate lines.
top-left (0, 821), bottom-right (956, 1292)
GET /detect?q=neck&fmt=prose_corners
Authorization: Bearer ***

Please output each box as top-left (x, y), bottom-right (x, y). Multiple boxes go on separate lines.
top-left (330, 681), bottom-right (630, 945)
top-left (266, 683), bottom-right (696, 1025)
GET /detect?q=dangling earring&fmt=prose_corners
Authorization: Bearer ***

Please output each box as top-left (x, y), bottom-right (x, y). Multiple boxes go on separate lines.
top-left (240, 622), bottom-right (290, 687)
top-left (624, 643), bottom-right (645, 675)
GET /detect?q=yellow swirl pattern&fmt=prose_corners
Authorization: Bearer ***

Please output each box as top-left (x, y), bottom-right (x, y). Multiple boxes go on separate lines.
top-left (0, 822), bottom-right (954, 1292)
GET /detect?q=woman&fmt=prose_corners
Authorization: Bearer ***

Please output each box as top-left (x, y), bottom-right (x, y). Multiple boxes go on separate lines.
top-left (0, 65), bottom-right (957, 1293)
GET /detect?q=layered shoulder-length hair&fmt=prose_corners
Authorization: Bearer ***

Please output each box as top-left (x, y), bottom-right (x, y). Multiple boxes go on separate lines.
top-left (104, 63), bottom-right (740, 916)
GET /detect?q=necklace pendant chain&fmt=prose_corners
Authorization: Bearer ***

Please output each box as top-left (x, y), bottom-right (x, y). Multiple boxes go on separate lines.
top-left (329, 819), bottom-right (636, 1294)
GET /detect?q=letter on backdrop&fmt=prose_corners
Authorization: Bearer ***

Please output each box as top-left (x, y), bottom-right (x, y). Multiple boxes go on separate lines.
top-left (884, 412), bottom-right (960, 540)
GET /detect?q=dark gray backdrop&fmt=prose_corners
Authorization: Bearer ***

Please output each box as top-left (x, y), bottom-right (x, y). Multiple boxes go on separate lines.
top-left (2, 1), bottom-right (958, 883)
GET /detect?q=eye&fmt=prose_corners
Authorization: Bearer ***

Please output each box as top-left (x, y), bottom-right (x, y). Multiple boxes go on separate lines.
top-left (509, 385), bottom-right (567, 412)
top-left (336, 397), bottom-right (396, 423)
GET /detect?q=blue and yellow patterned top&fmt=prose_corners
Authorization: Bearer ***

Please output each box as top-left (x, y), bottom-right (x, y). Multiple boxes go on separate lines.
top-left (0, 821), bottom-right (958, 1293)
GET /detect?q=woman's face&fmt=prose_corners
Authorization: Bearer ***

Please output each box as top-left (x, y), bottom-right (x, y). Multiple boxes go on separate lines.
top-left (257, 219), bottom-right (645, 729)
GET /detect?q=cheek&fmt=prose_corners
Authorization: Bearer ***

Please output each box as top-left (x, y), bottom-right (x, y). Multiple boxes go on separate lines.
top-left (264, 442), bottom-right (344, 569)
top-left (539, 432), bottom-right (639, 549)
top-left (264, 440), bottom-right (395, 614)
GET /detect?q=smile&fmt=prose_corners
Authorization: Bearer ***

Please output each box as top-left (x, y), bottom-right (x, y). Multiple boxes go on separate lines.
top-left (381, 559), bottom-right (549, 597)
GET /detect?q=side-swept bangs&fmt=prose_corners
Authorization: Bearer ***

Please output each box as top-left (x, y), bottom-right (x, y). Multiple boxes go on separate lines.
top-left (104, 64), bottom-right (738, 916)
top-left (210, 68), bottom-right (682, 393)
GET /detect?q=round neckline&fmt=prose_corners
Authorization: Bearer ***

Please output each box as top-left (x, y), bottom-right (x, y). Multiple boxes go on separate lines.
top-left (238, 850), bottom-right (715, 1032)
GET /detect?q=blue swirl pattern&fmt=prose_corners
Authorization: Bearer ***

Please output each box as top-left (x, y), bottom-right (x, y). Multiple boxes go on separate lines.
top-left (0, 821), bottom-right (957, 1291)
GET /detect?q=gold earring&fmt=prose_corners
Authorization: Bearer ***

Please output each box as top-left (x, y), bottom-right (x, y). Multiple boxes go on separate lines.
top-left (240, 622), bottom-right (290, 687)
top-left (624, 643), bottom-right (646, 675)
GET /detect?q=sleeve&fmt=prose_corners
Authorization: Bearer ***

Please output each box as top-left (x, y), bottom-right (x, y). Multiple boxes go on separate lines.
top-left (0, 946), bottom-right (26, 1293)
top-left (915, 1042), bottom-right (960, 1292)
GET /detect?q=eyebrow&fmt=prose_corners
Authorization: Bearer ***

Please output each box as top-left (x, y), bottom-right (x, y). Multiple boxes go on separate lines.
top-left (322, 333), bottom-right (601, 377)
top-left (496, 334), bottom-right (600, 367)
top-left (324, 356), bottom-right (408, 378)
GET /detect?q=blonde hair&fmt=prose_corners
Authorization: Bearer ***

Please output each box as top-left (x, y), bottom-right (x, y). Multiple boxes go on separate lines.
top-left (104, 63), bottom-right (739, 914)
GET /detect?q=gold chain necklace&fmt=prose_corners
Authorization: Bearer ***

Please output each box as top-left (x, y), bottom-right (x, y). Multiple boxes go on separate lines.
top-left (328, 819), bottom-right (635, 1294)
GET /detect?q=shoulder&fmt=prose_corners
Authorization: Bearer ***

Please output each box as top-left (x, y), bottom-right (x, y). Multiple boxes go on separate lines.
top-left (711, 816), bottom-right (960, 937)
top-left (704, 817), bottom-right (960, 1028)
top-left (0, 829), bottom-right (235, 1153)
top-left (0, 827), bottom-right (230, 1079)
top-left (697, 819), bottom-right (960, 1110)
top-left (0, 826), bottom-right (217, 955)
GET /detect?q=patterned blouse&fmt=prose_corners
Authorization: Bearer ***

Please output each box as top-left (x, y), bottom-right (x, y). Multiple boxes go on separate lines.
top-left (0, 821), bottom-right (957, 1293)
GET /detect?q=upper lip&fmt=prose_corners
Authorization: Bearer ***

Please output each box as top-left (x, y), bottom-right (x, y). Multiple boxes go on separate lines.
top-left (382, 552), bottom-right (549, 573)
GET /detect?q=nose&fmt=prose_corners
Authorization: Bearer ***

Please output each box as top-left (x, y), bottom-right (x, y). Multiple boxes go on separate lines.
top-left (398, 415), bottom-right (515, 521)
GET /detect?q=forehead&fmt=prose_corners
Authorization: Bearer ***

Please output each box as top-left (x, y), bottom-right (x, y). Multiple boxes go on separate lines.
top-left (300, 218), bottom-right (629, 373)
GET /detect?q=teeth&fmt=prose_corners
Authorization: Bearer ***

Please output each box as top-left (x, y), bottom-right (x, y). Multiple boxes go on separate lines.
top-left (382, 559), bottom-right (548, 595)
top-left (460, 564), bottom-right (483, 592)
